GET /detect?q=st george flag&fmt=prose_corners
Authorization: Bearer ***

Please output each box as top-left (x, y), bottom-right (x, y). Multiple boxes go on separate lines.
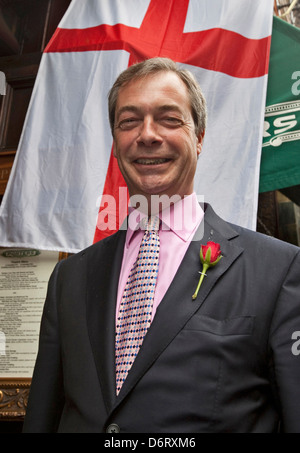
top-left (0, 0), bottom-right (274, 253)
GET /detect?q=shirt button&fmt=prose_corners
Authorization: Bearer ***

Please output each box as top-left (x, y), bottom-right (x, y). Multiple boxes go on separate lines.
top-left (106, 423), bottom-right (120, 433)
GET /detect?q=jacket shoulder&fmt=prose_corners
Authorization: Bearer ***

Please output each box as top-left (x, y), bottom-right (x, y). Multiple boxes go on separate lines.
top-left (57, 229), bottom-right (126, 273)
top-left (205, 203), bottom-right (299, 257)
top-left (229, 221), bottom-right (300, 264)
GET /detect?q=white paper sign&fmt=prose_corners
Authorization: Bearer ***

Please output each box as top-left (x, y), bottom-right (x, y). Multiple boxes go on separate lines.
top-left (0, 249), bottom-right (58, 378)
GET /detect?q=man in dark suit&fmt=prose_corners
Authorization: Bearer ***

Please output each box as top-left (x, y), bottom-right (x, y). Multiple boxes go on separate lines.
top-left (23, 58), bottom-right (300, 433)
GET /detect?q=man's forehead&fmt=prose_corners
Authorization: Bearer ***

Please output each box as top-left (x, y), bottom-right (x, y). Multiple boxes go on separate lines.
top-left (119, 70), bottom-right (187, 94)
top-left (116, 103), bottom-right (184, 116)
top-left (115, 72), bottom-right (190, 112)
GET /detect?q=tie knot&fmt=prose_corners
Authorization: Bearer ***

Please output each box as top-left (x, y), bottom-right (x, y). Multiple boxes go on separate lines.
top-left (141, 215), bottom-right (160, 232)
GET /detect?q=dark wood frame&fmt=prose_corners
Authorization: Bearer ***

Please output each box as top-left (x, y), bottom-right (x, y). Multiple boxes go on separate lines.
top-left (0, 378), bottom-right (31, 420)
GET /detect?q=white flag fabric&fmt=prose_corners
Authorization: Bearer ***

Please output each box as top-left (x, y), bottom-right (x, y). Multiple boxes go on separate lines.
top-left (0, 0), bottom-right (274, 253)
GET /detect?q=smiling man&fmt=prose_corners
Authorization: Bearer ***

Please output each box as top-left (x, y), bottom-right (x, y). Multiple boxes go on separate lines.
top-left (24, 58), bottom-right (300, 433)
top-left (112, 69), bottom-right (204, 203)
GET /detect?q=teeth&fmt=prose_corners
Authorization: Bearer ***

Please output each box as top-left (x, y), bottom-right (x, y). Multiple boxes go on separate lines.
top-left (136, 158), bottom-right (169, 165)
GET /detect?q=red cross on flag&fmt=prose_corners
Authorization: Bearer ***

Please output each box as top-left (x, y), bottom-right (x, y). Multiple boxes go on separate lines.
top-left (0, 0), bottom-right (274, 253)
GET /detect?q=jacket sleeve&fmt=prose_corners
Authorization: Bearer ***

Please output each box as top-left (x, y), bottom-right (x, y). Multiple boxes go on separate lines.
top-left (269, 249), bottom-right (300, 432)
top-left (23, 263), bottom-right (64, 433)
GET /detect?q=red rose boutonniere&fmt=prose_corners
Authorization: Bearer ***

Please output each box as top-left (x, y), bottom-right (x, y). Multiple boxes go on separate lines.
top-left (192, 241), bottom-right (223, 300)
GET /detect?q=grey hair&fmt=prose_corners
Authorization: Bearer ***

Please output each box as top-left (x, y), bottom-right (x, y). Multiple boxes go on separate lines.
top-left (108, 57), bottom-right (207, 137)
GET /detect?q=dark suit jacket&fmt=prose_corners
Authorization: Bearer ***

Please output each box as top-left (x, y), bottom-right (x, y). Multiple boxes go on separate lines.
top-left (23, 204), bottom-right (300, 433)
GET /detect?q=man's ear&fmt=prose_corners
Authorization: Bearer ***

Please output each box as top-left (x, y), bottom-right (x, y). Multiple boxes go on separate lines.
top-left (196, 131), bottom-right (205, 156)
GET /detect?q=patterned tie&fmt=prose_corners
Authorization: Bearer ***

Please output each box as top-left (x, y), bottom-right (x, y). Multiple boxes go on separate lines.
top-left (115, 215), bottom-right (160, 395)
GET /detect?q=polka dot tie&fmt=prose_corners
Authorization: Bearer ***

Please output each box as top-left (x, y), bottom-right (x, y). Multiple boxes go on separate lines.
top-left (115, 216), bottom-right (160, 395)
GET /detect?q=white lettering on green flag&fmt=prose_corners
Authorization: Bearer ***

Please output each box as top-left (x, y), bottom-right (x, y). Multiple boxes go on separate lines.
top-left (260, 16), bottom-right (300, 193)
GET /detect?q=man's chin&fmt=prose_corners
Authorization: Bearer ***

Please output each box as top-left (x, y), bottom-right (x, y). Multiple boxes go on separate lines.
top-left (128, 185), bottom-right (185, 214)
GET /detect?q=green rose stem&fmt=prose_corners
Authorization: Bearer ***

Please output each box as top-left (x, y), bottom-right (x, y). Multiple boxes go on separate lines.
top-left (192, 244), bottom-right (222, 300)
top-left (192, 263), bottom-right (209, 300)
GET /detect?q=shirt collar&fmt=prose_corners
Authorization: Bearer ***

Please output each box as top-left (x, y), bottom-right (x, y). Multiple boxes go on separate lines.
top-left (160, 192), bottom-right (203, 241)
top-left (125, 192), bottom-right (203, 246)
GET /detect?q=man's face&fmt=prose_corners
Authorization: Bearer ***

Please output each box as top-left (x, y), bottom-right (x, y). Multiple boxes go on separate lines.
top-left (113, 71), bottom-right (204, 205)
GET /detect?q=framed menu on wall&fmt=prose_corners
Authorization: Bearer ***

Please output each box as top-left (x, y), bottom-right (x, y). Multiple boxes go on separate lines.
top-left (0, 248), bottom-right (64, 420)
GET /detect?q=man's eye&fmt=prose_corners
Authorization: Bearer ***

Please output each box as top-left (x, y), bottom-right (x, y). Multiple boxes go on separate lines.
top-left (161, 117), bottom-right (183, 127)
top-left (118, 118), bottom-right (140, 130)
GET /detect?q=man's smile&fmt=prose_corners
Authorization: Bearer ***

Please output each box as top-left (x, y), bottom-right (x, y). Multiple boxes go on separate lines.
top-left (134, 158), bottom-right (171, 165)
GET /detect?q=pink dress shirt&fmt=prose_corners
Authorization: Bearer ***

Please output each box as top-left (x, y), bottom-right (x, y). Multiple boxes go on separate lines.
top-left (116, 193), bottom-right (204, 324)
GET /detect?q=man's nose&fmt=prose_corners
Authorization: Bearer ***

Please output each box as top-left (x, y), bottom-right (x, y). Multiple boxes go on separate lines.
top-left (137, 118), bottom-right (162, 146)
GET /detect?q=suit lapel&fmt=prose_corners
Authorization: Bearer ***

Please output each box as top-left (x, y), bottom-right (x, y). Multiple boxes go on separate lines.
top-left (114, 204), bottom-right (244, 406)
top-left (86, 230), bottom-right (126, 413)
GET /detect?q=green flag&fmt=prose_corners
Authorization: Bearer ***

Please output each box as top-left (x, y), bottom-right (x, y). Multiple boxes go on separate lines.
top-left (260, 16), bottom-right (300, 193)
